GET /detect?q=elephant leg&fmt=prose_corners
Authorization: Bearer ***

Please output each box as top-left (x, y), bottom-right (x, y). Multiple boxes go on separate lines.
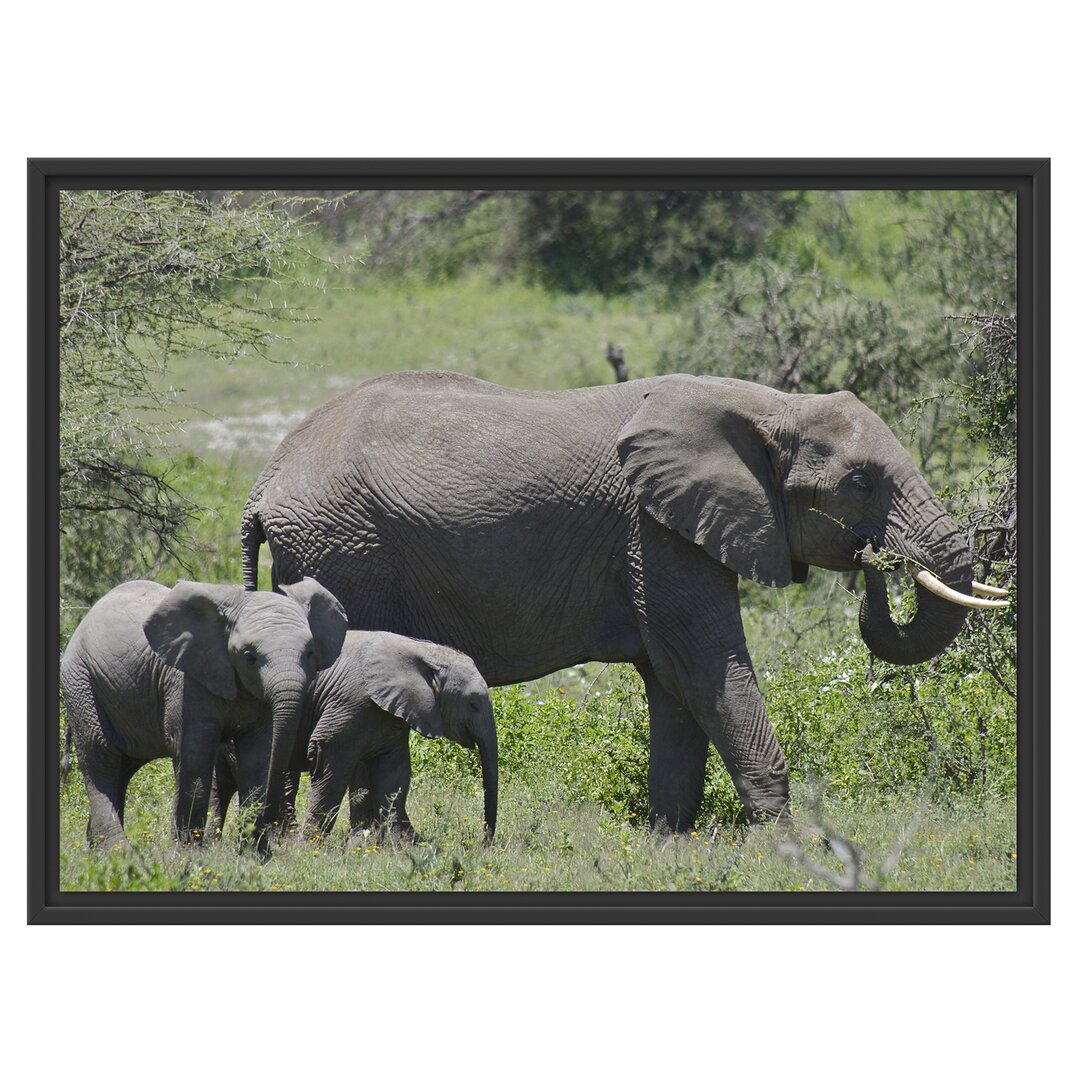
top-left (303, 739), bottom-right (353, 841)
top-left (78, 740), bottom-right (133, 850)
top-left (231, 724), bottom-right (276, 846)
top-left (208, 745), bottom-right (238, 839)
top-left (347, 760), bottom-right (375, 834)
top-left (366, 745), bottom-right (415, 841)
top-left (65, 684), bottom-right (137, 850)
top-left (637, 660), bottom-right (709, 832)
top-left (696, 648), bottom-right (789, 824)
top-left (172, 724), bottom-right (219, 844)
top-left (280, 770), bottom-right (303, 834)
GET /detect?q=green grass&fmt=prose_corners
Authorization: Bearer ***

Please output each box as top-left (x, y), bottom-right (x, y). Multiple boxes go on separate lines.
top-left (59, 765), bottom-right (1016, 893)
top-left (59, 656), bottom-right (1017, 893)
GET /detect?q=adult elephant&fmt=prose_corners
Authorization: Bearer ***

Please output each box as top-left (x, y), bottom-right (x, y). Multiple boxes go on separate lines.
top-left (241, 371), bottom-right (1006, 830)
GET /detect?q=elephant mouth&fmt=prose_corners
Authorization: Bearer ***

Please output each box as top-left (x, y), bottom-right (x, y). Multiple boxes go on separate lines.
top-left (857, 543), bottom-right (1009, 610)
top-left (851, 521), bottom-right (882, 555)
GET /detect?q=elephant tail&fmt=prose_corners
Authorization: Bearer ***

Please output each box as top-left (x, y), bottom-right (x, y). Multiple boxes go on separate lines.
top-left (61, 710), bottom-right (73, 780)
top-left (241, 508), bottom-right (265, 591)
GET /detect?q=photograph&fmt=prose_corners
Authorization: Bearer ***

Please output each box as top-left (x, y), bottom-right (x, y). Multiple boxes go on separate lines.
top-left (29, 161), bottom-right (1048, 921)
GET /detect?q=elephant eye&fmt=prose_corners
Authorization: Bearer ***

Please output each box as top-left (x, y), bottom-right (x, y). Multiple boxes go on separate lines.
top-left (242, 648), bottom-right (258, 665)
top-left (850, 473), bottom-right (873, 494)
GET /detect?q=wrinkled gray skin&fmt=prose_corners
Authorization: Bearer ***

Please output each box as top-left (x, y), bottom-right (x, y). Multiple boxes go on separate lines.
top-left (60, 578), bottom-right (347, 854)
top-left (211, 631), bottom-right (498, 843)
top-left (242, 371), bottom-right (975, 831)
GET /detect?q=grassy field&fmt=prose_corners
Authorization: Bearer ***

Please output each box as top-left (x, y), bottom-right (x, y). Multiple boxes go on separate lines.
top-left (60, 748), bottom-right (1016, 894)
top-left (60, 199), bottom-right (1017, 894)
top-left (162, 274), bottom-right (679, 466)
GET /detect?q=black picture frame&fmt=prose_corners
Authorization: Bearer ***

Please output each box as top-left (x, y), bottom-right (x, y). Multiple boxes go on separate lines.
top-left (28, 158), bottom-right (1050, 924)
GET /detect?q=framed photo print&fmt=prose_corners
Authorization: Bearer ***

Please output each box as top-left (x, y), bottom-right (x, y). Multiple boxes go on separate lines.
top-left (28, 159), bottom-right (1049, 923)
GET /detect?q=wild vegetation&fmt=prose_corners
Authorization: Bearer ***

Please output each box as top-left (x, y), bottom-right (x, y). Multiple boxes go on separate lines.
top-left (57, 187), bottom-right (1017, 892)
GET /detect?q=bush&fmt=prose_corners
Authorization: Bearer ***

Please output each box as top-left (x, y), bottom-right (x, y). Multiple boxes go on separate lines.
top-left (59, 190), bottom-right (340, 621)
top-left (940, 309), bottom-right (1017, 696)
top-left (60, 452), bottom-right (255, 647)
top-left (657, 256), bottom-right (964, 476)
top-left (767, 642), bottom-right (1015, 800)
top-left (512, 191), bottom-right (805, 296)
top-left (411, 670), bottom-right (744, 826)
top-left (413, 641), bottom-right (1015, 830)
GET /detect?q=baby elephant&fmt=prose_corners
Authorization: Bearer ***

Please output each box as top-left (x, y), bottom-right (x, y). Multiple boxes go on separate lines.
top-left (61, 578), bottom-right (347, 852)
top-left (213, 631), bottom-right (498, 843)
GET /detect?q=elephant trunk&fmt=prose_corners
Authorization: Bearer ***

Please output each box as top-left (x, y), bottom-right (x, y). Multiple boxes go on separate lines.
top-left (859, 558), bottom-right (972, 665)
top-left (257, 678), bottom-right (307, 851)
top-left (857, 487), bottom-right (975, 665)
top-left (472, 707), bottom-right (499, 843)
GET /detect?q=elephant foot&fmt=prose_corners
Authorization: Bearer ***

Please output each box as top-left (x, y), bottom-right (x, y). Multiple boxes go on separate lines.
top-left (345, 828), bottom-right (373, 853)
top-left (203, 818), bottom-right (228, 842)
top-left (740, 790), bottom-right (793, 830)
top-left (647, 808), bottom-right (698, 835)
top-left (252, 832), bottom-right (274, 863)
top-left (89, 830), bottom-right (132, 854)
top-left (345, 822), bottom-right (423, 850)
top-left (379, 819), bottom-right (422, 846)
top-left (744, 813), bottom-right (795, 842)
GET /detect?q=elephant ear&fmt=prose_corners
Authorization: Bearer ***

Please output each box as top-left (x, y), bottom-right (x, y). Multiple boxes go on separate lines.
top-left (279, 578), bottom-right (348, 670)
top-left (143, 581), bottom-right (238, 700)
top-left (617, 376), bottom-right (792, 587)
top-left (358, 636), bottom-right (448, 741)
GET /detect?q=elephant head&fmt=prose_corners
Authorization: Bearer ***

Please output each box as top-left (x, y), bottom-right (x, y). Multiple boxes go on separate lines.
top-left (358, 636), bottom-right (498, 841)
top-left (143, 577), bottom-right (347, 835)
top-left (617, 375), bottom-right (1007, 666)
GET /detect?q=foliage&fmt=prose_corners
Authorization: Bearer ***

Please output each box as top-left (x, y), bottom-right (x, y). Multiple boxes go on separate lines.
top-left (309, 190), bottom-right (513, 282)
top-left (510, 191), bottom-right (806, 295)
top-left (656, 190), bottom-right (1017, 481)
top-left (60, 452), bottom-right (254, 646)
top-left (766, 642), bottom-right (1015, 800)
top-left (413, 672), bottom-right (739, 826)
top-left (411, 647), bottom-right (1015, 829)
top-left (278, 189), bottom-right (806, 296)
top-left (894, 189), bottom-right (1017, 310)
top-left (59, 190), bottom-right (344, 613)
top-left (658, 258), bottom-right (949, 431)
top-left (940, 309), bottom-right (1017, 695)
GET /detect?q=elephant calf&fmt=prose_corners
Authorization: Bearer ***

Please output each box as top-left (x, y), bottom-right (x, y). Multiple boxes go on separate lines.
top-left (60, 578), bottom-right (347, 852)
top-left (212, 631), bottom-right (499, 844)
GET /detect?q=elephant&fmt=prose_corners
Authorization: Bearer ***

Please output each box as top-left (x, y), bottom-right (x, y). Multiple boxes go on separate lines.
top-left (60, 578), bottom-right (347, 852)
top-left (239, 371), bottom-right (1007, 831)
top-left (210, 630), bottom-right (498, 844)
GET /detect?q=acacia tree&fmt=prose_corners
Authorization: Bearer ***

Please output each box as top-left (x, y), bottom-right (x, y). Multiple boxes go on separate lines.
top-left (59, 189), bottom-right (340, 614)
top-left (944, 309), bottom-right (1017, 697)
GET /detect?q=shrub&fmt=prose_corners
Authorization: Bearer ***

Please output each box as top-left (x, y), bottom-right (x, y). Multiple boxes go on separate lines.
top-left (411, 670), bottom-right (743, 826)
top-left (941, 309), bottom-right (1017, 697)
top-left (414, 640), bottom-right (1015, 830)
top-left (59, 190), bottom-right (342, 622)
top-left (657, 257), bottom-right (963, 476)
top-left (766, 641), bottom-right (1015, 800)
top-left (512, 191), bottom-right (805, 296)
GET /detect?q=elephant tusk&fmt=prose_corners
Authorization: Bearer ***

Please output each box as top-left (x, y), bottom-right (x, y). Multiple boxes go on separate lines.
top-left (907, 565), bottom-right (1011, 610)
top-left (972, 580), bottom-right (1010, 599)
